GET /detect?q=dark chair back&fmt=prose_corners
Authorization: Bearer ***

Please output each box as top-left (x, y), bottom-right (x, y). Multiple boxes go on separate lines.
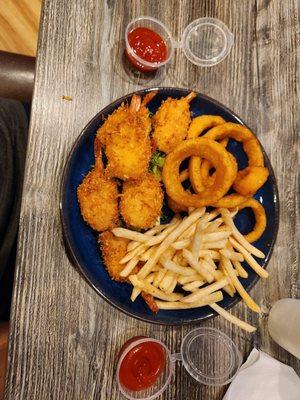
top-left (0, 51), bottom-right (35, 103)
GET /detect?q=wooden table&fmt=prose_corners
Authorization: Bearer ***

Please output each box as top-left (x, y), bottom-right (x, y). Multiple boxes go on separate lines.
top-left (5, 1), bottom-right (299, 399)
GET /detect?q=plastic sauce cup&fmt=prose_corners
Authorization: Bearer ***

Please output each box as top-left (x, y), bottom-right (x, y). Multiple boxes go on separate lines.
top-left (125, 16), bottom-right (174, 72)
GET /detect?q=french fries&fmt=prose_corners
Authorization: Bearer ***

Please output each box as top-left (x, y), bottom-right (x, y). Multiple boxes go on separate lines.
top-left (229, 237), bottom-right (268, 278)
top-left (210, 303), bottom-right (256, 333)
top-left (156, 291), bottom-right (223, 309)
top-left (112, 227), bottom-right (153, 242)
top-left (161, 258), bottom-right (196, 276)
top-left (120, 256), bottom-right (139, 277)
top-left (221, 256), bottom-right (261, 313)
top-left (181, 277), bottom-right (229, 303)
top-left (137, 208), bottom-right (206, 279)
top-left (220, 209), bottom-right (265, 258)
top-left (220, 248), bottom-right (244, 262)
top-left (130, 273), bottom-right (155, 301)
top-left (191, 221), bottom-right (203, 259)
top-left (112, 207), bottom-right (268, 333)
top-left (183, 250), bottom-right (214, 282)
top-left (182, 280), bottom-right (205, 291)
top-left (129, 275), bottom-right (183, 301)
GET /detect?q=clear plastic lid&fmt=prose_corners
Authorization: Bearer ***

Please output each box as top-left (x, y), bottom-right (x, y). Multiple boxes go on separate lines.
top-left (125, 16), bottom-right (233, 70)
top-left (116, 328), bottom-right (242, 399)
top-left (180, 327), bottom-right (242, 386)
top-left (181, 18), bottom-right (234, 67)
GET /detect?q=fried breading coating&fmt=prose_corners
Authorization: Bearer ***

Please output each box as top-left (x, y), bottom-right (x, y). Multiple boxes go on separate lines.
top-left (99, 231), bottom-right (129, 282)
top-left (141, 292), bottom-right (159, 313)
top-left (120, 174), bottom-right (163, 229)
top-left (96, 92), bottom-right (157, 180)
top-left (152, 92), bottom-right (197, 154)
top-left (77, 152), bottom-right (118, 232)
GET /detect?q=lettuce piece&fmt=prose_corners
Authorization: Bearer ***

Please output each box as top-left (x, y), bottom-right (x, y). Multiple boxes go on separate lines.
top-left (149, 151), bottom-right (166, 180)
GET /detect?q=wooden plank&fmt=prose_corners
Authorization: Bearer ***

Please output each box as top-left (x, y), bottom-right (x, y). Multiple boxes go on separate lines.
top-left (5, 0), bottom-right (299, 399)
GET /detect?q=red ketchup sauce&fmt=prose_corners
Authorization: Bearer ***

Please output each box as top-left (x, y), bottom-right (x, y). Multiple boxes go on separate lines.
top-left (126, 27), bottom-right (168, 72)
top-left (118, 337), bottom-right (166, 391)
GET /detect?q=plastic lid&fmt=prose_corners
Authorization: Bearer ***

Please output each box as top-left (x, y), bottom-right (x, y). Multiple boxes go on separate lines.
top-left (180, 327), bottom-right (242, 386)
top-left (182, 17), bottom-right (234, 66)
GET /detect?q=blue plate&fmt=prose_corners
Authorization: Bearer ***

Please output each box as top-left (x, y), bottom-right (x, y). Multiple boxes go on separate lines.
top-left (60, 87), bottom-right (279, 325)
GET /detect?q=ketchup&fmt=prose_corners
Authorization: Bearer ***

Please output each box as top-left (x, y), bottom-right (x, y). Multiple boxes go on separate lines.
top-left (126, 27), bottom-right (168, 72)
top-left (118, 338), bottom-right (166, 391)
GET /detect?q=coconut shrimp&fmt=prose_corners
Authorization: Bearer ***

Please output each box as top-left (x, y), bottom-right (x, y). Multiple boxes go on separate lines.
top-left (77, 148), bottom-right (118, 232)
top-left (152, 92), bottom-right (197, 154)
top-left (96, 91), bottom-right (157, 180)
top-left (120, 173), bottom-right (163, 230)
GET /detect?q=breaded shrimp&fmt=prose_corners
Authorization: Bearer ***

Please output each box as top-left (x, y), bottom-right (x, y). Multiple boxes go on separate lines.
top-left (120, 173), bottom-right (163, 229)
top-left (77, 149), bottom-right (118, 232)
top-left (99, 232), bottom-right (158, 311)
top-left (96, 92), bottom-right (157, 180)
top-left (99, 231), bottom-right (129, 282)
top-left (152, 92), bottom-right (197, 154)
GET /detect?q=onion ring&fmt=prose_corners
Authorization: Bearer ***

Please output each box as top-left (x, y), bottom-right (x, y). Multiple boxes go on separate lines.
top-left (234, 198), bottom-right (267, 243)
top-left (204, 122), bottom-right (264, 168)
top-left (187, 115), bottom-right (226, 139)
top-left (233, 166), bottom-right (269, 196)
top-left (187, 115), bottom-right (227, 193)
top-left (212, 193), bottom-right (249, 208)
top-left (179, 169), bottom-right (189, 183)
top-left (243, 139), bottom-right (264, 166)
top-left (200, 122), bottom-right (266, 194)
top-left (162, 138), bottom-right (237, 207)
top-left (201, 152), bottom-right (237, 188)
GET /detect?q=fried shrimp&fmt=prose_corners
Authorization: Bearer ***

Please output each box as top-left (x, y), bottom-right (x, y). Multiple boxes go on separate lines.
top-left (96, 92), bottom-right (157, 180)
top-left (152, 92), bottom-right (197, 154)
top-left (120, 173), bottom-right (163, 229)
top-left (99, 231), bottom-right (129, 281)
top-left (77, 149), bottom-right (118, 232)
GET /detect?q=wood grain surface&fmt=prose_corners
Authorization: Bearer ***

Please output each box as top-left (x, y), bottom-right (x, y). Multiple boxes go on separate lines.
top-left (0, 0), bottom-right (41, 56)
top-left (5, 0), bottom-right (300, 399)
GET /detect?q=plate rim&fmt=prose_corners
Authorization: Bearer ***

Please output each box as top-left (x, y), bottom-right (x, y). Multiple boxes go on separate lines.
top-left (60, 86), bottom-right (280, 326)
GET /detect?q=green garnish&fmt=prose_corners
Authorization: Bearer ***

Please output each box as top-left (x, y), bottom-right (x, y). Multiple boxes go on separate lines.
top-left (149, 151), bottom-right (166, 181)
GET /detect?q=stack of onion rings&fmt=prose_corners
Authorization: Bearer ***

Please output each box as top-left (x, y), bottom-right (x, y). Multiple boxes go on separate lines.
top-left (189, 122), bottom-right (269, 203)
top-left (162, 138), bottom-right (237, 208)
top-left (162, 120), bottom-right (269, 243)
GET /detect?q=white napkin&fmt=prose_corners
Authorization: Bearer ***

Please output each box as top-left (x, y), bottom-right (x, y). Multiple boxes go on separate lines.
top-left (223, 348), bottom-right (300, 400)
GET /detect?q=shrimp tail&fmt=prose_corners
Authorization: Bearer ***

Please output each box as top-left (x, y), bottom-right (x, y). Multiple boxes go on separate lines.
top-left (94, 137), bottom-right (104, 173)
top-left (142, 91), bottom-right (158, 106)
top-left (130, 94), bottom-right (142, 112)
top-left (185, 91), bottom-right (197, 103)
